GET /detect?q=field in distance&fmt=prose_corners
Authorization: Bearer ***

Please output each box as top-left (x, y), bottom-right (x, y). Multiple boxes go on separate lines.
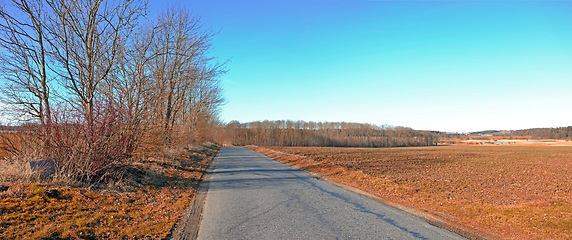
top-left (443, 135), bottom-right (572, 146)
top-left (251, 145), bottom-right (572, 239)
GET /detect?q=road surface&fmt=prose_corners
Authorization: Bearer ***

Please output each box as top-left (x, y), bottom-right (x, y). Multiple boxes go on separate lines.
top-left (197, 146), bottom-right (466, 240)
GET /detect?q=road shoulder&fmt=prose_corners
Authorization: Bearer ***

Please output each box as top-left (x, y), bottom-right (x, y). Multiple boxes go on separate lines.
top-left (169, 153), bottom-right (219, 240)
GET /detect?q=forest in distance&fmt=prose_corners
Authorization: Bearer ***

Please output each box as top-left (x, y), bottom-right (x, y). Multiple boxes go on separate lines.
top-left (224, 120), bottom-right (572, 148)
top-left (226, 120), bottom-right (440, 147)
top-left (470, 127), bottom-right (572, 139)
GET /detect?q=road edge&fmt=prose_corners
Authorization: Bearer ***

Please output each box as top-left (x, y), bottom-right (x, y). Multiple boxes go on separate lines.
top-left (168, 151), bottom-right (219, 240)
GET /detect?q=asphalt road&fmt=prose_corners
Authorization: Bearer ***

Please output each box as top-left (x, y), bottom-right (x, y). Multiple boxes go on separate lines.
top-left (197, 146), bottom-right (467, 240)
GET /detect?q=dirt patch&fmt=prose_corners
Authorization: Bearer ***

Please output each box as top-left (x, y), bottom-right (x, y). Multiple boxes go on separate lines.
top-left (249, 145), bottom-right (572, 240)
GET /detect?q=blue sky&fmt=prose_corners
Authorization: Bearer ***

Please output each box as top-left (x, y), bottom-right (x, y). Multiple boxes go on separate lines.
top-left (155, 0), bottom-right (572, 132)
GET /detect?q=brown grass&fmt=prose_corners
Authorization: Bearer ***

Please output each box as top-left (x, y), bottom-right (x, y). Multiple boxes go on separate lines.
top-left (249, 145), bottom-right (572, 239)
top-left (0, 133), bottom-right (44, 183)
top-left (0, 143), bottom-right (219, 239)
top-left (0, 133), bottom-right (22, 160)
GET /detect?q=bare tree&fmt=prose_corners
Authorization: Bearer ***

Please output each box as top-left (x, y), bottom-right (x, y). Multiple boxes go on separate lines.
top-left (185, 65), bottom-right (224, 142)
top-left (0, 0), bottom-right (226, 183)
top-left (103, 23), bottom-right (157, 132)
top-left (148, 7), bottom-right (225, 144)
top-left (0, 0), bottom-right (52, 125)
top-left (46, 0), bottom-right (146, 125)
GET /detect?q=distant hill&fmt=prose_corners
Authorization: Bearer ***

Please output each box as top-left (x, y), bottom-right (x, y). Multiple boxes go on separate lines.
top-left (510, 126), bottom-right (572, 139)
top-left (468, 130), bottom-right (515, 136)
top-left (466, 127), bottom-right (572, 139)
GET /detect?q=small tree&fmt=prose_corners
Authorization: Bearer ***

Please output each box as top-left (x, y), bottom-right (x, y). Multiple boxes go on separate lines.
top-left (0, 0), bottom-right (52, 125)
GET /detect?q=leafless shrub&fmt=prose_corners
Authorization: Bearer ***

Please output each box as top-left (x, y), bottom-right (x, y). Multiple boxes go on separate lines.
top-left (0, 1), bottom-right (225, 185)
top-left (36, 104), bottom-right (138, 184)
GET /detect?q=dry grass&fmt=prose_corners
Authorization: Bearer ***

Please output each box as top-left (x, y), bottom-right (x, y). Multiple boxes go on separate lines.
top-left (0, 133), bottom-right (44, 183)
top-left (0, 150), bottom-right (43, 183)
top-left (249, 145), bottom-right (572, 239)
top-left (0, 143), bottom-right (219, 239)
top-left (0, 133), bottom-right (22, 160)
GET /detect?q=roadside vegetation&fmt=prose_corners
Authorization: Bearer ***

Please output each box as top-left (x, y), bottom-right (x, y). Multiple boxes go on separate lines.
top-left (0, 0), bottom-right (225, 238)
top-left (0, 0), bottom-right (225, 184)
top-left (250, 145), bottom-right (572, 239)
top-left (1, 143), bottom-right (219, 239)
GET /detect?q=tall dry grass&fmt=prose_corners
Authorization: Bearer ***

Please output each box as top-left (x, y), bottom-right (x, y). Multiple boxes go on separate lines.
top-left (0, 133), bottom-right (42, 183)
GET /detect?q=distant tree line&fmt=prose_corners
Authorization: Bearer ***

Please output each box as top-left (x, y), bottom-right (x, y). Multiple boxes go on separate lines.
top-left (225, 120), bottom-right (439, 148)
top-left (511, 127), bottom-right (572, 139)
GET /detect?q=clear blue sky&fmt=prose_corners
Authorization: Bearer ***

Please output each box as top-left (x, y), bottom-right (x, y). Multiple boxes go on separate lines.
top-left (154, 0), bottom-right (572, 132)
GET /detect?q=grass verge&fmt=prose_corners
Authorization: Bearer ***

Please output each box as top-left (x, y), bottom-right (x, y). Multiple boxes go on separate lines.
top-left (0, 143), bottom-right (219, 239)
